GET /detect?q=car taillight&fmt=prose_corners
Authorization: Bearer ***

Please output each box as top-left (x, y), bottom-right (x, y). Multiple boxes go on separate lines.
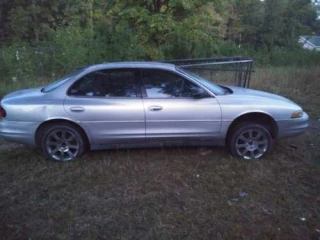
top-left (0, 106), bottom-right (6, 118)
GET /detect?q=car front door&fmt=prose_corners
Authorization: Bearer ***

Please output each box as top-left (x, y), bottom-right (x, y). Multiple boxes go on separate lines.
top-left (140, 68), bottom-right (222, 144)
top-left (64, 68), bottom-right (145, 146)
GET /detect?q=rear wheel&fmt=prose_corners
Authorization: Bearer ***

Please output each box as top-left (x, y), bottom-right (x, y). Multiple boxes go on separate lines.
top-left (40, 123), bottom-right (85, 161)
top-left (228, 123), bottom-right (273, 160)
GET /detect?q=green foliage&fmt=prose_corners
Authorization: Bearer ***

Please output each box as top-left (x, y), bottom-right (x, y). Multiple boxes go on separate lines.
top-left (0, 42), bottom-right (38, 80)
top-left (104, 0), bottom-right (227, 59)
top-left (48, 27), bottom-right (93, 71)
top-left (256, 47), bottom-right (320, 67)
top-left (0, 0), bottom-right (319, 84)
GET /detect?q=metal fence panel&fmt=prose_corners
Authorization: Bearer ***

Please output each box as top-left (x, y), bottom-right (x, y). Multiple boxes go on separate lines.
top-left (162, 57), bottom-right (254, 88)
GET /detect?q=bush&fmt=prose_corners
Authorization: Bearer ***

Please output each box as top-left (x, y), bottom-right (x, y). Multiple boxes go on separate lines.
top-left (0, 26), bottom-right (319, 93)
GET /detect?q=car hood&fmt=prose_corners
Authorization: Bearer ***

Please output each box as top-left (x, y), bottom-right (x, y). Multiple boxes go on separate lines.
top-left (225, 85), bottom-right (297, 105)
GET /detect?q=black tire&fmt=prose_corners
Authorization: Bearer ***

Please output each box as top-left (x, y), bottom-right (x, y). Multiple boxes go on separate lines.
top-left (40, 123), bottom-right (86, 161)
top-left (228, 123), bottom-right (273, 160)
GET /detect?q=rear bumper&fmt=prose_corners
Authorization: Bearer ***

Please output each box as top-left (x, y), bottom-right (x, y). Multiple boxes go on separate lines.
top-left (277, 112), bottom-right (309, 138)
top-left (0, 119), bottom-right (39, 146)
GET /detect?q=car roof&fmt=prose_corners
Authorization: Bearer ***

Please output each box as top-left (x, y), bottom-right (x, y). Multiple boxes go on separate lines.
top-left (85, 61), bottom-right (177, 71)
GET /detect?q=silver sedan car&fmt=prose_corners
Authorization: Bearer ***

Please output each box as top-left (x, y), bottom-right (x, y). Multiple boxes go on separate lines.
top-left (0, 62), bottom-right (309, 161)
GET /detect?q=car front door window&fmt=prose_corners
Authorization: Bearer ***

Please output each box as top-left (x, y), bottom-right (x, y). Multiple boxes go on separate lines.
top-left (141, 69), bottom-right (209, 98)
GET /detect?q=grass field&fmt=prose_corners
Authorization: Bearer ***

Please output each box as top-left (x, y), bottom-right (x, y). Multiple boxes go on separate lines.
top-left (0, 66), bottom-right (319, 239)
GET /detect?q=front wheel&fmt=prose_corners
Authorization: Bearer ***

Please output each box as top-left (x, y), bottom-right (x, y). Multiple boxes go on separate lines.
top-left (228, 123), bottom-right (273, 160)
top-left (40, 123), bottom-right (86, 161)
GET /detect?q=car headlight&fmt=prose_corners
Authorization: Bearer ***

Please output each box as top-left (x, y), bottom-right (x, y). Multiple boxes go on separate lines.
top-left (291, 110), bottom-right (303, 118)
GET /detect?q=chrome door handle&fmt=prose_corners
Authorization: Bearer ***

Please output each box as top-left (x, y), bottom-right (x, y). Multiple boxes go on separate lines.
top-left (148, 105), bottom-right (163, 111)
top-left (70, 107), bottom-right (85, 112)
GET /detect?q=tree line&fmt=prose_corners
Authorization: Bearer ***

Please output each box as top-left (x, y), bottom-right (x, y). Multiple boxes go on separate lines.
top-left (0, 0), bottom-right (319, 72)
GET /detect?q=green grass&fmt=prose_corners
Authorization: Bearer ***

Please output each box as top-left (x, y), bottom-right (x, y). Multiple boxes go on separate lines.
top-left (0, 133), bottom-right (319, 239)
top-left (251, 66), bottom-right (320, 118)
top-left (0, 66), bottom-right (319, 239)
top-left (0, 75), bottom-right (55, 98)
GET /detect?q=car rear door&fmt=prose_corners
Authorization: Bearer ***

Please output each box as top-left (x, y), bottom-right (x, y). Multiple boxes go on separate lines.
top-left (140, 68), bottom-right (222, 144)
top-left (64, 68), bottom-right (145, 146)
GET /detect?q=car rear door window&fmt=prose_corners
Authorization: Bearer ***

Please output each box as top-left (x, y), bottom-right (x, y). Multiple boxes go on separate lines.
top-left (141, 69), bottom-right (208, 98)
top-left (69, 69), bottom-right (138, 97)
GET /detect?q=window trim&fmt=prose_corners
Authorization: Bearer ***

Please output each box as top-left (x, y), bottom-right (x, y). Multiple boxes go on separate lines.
top-left (138, 68), bottom-right (213, 99)
top-left (67, 68), bottom-right (142, 99)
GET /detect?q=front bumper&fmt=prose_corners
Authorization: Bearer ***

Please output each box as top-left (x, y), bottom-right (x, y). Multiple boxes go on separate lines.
top-left (0, 119), bottom-right (40, 146)
top-left (277, 112), bottom-right (309, 138)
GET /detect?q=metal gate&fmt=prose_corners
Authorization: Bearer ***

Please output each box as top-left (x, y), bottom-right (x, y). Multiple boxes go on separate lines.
top-left (161, 57), bottom-right (254, 88)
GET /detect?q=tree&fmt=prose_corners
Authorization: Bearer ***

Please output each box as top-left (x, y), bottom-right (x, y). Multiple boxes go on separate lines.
top-left (0, 0), bottom-right (15, 43)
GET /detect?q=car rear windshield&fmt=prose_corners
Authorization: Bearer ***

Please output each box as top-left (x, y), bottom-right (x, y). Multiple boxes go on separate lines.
top-left (177, 67), bottom-right (225, 95)
top-left (41, 67), bottom-right (86, 93)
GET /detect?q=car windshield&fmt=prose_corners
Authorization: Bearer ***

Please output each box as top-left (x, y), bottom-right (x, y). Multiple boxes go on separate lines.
top-left (177, 67), bottom-right (226, 95)
top-left (41, 67), bottom-right (86, 93)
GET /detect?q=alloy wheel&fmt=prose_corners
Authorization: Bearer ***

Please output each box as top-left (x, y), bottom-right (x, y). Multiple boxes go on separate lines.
top-left (235, 129), bottom-right (269, 160)
top-left (45, 129), bottom-right (80, 161)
